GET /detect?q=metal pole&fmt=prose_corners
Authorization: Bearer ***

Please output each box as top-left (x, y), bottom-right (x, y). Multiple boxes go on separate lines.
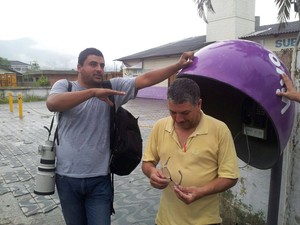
top-left (267, 154), bottom-right (283, 225)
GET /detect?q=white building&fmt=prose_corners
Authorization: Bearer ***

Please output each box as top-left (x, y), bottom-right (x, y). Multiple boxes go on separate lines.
top-left (9, 60), bottom-right (30, 74)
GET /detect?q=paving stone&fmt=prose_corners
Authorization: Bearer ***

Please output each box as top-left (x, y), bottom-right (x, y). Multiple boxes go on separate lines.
top-left (2, 171), bottom-right (20, 184)
top-left (18, 195), bottom-right (42, 216)
top-left (0, 186), bottom-right (11, 195)
top-left (0, 99), bottom-right (169, 225)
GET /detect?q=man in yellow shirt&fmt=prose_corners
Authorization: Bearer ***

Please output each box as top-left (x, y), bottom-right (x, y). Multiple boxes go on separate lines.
top-left (142, 78), bottom-right (239, 225)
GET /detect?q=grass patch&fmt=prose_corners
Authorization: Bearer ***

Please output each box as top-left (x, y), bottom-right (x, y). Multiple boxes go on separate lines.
top-left (0, 95), bottom-right (46, 104)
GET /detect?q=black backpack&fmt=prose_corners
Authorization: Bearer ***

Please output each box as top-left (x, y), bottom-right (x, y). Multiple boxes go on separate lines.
top-left (54, 80), bottom-right (142, 214)
top-left (102, 80), bottom-right (143, 176)
top-left (102, 80), bottom-right (143, 215)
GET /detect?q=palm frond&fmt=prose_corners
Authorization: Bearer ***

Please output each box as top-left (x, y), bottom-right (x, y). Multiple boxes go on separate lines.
top-left (193, 0), bottom-right (215, 23)
top-left (274, 0), bottom-right (292, 29)
top-left (294, 0), bottom-right (300, 13)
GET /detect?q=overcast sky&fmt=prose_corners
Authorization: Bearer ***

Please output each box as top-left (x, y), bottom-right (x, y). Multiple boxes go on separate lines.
top-left (0, 0), bottom-right (298, 70)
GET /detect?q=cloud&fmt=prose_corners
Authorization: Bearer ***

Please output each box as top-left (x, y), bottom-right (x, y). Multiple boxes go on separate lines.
top-left (0, 38), bottom-right (77, 70)
top-left (0, 38), bottom-right (123, 71)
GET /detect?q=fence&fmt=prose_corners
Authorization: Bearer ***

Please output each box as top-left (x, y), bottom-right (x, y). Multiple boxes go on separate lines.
top-left (0, 74), bottom-right (17, 87)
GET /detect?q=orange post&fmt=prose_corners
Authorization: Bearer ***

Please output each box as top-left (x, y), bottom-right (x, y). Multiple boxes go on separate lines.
top-left (18, 93), bottom-right (23, 119)
top-left (8, 92), bottom-right (13, 112)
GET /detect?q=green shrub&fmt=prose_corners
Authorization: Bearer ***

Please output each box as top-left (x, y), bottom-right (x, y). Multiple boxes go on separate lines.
top-left (37, 75), bottom-right (50, 86)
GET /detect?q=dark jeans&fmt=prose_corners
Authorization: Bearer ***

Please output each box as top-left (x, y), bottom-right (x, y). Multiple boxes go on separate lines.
top-left (56, 174), bottom-right (112, 225)
top-left (156, 224), bottom-right (220, 225)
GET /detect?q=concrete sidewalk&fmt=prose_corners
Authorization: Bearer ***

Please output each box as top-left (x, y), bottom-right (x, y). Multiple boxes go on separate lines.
top-left (0, 98), bottom-right (169, 225)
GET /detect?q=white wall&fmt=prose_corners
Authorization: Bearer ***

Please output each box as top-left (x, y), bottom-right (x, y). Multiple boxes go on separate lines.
top-left (207, 0), bottom-right (255, 41)
top-left (0, 87), bottom-right (51, 99)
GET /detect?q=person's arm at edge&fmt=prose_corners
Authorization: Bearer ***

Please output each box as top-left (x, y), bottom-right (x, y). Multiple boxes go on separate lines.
top-left (276, 73), bottom-right (300, 103)
top-left (135, 51), bottom-right (194, 90)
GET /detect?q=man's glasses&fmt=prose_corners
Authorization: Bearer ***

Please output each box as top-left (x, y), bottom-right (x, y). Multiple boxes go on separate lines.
top-left (161, 157), bottom-right (183, 188)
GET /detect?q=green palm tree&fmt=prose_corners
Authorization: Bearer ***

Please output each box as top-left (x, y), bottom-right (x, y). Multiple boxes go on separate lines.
top-left (193, 0), bottom-right (299, 25)
top-left (193, 0), bottom-right (299, 77)
top-left (275, 0), bottom-right (299, 26)
top-left (193, 0), bottom-right (215, 23)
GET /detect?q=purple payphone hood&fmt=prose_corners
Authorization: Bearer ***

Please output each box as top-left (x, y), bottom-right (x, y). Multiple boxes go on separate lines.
top-left (178, 39), bottom-right (295, 169)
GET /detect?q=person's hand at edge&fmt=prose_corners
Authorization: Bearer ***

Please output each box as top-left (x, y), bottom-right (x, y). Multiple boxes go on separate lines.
top-left (276, 73), bottom-right (300, 103)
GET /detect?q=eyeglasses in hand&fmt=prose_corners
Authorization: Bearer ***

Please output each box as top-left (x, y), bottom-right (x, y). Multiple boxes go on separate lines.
top-left (161, 157), bottom-right (183, 188)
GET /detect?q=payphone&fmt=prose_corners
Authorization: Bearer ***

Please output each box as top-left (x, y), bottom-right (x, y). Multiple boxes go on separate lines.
top-left (242, 97), bottom-right (268, 140)
top-left (178, 40), bottom-right (295, 169)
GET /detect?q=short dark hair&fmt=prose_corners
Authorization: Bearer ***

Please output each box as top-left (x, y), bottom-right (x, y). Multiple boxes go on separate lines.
top-left (167, 78), bottom-right (200, 105)
top-left (78, 48), bottom-right (104, 65)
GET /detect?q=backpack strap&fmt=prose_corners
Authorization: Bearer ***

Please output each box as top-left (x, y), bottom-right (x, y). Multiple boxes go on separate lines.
top-left (101, 81), bottom-right (116, 149)
top-left (101, 80), bottom-right (116, 215)
top-left (53, 80), bottom-right (72, 145)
